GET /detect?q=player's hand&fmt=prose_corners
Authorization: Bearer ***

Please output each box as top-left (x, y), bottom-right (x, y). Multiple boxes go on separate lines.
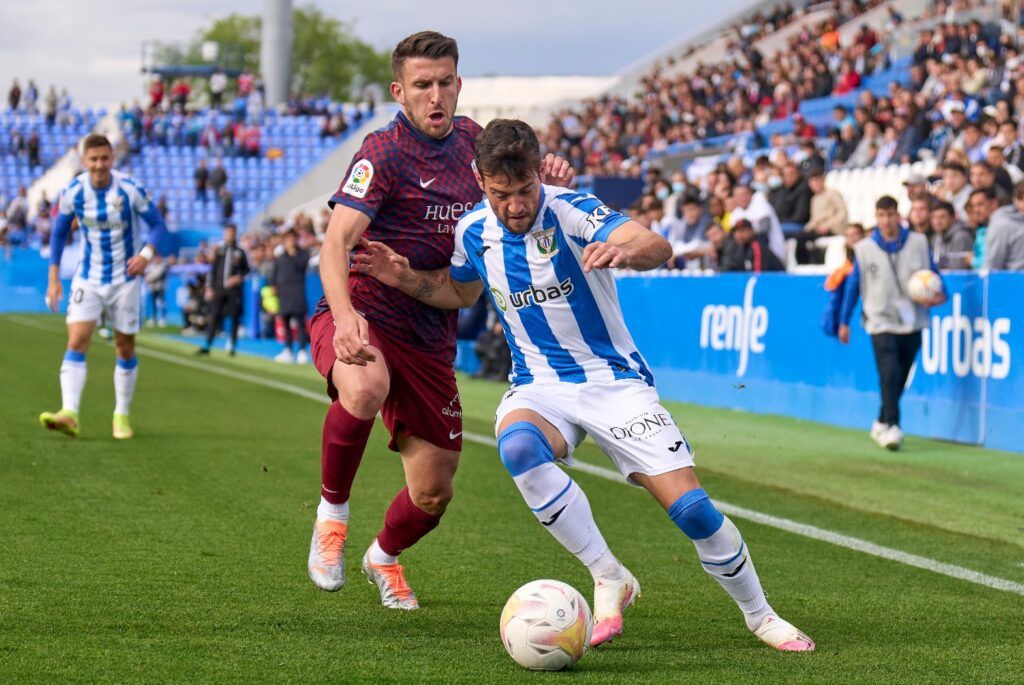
top-left (540, 153), bottom-right (575, 188)
top-left (351, 238), bottom-right (412, 289)
top-left (205, 287), bottom-right (214, 302)
top-left (45, 279), bottom-right (63, 313)
top-left (581, 242), bottom-right (629, 272)
top-left (333, 308), bottom-right (376, 366)
top-left (926, 292), bottom-right (947, 307)
top-left (838, 324), bottom-right (850, 344)
top-left (126, 255), bottom-right (149, 277)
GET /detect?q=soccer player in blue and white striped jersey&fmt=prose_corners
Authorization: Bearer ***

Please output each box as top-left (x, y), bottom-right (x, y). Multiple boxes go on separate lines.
top-left (40, 134), bottom-right (167, 439)
top-left (353, 119), bottom-right (815, 652)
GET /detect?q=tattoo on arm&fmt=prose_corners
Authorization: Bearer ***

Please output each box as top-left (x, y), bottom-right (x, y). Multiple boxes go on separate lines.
top-left (412, 274), bottom-right (440, 299)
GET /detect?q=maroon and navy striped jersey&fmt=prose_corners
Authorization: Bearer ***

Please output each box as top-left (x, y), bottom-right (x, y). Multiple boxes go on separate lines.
top-left (318, 111), bottom-right (483, 360)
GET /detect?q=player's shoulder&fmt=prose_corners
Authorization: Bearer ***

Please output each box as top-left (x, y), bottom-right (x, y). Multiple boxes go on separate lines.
top-left (115, 170), bottom-right (150, 198)
top-left (353, 117), bottom-right (404, 166)
top-left (63, 172), bottom-right (87, 196)
top-left (356, 115), bottom-right (402, 148)
top-left (545, 185), bottom-right (603, 215)
top-left (453, 116), bottom-right (483, 139)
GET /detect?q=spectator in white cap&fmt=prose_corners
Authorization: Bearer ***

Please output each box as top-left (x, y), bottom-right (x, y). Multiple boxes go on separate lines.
top-left (902, 173), bottom-right (934, 203)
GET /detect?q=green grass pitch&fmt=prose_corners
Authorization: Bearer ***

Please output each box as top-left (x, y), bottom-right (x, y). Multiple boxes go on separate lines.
top-left (2, 313), bottom-right (1023, 683)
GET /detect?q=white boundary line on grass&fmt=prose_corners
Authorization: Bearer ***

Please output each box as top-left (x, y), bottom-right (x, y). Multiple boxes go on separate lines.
top-left (7, 314), bottom-right (1024, 598)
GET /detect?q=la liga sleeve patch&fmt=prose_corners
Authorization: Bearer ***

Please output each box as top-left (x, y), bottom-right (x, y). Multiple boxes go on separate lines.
top-left (342, 159), bottom-right (374, 198)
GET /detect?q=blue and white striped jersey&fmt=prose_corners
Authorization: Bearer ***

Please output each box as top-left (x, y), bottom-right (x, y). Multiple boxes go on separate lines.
top-left (53, 170), bottom-right (165, 286)
top-left (450, 184), bottom-right (656, 387)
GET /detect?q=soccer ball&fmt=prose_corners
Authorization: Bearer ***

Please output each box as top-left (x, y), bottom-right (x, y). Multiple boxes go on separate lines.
top-left (907, 269), bottom-right (944, 304)
top-left (499, 579), bottom-right (593, 671)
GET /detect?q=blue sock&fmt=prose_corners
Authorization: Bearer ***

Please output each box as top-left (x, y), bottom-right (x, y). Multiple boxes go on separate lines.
top-left (668, 488), bottom-right (770, 622)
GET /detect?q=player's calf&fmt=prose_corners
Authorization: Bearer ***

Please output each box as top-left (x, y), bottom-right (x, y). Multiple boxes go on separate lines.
top-left (668, 487), bottom-right (815, 652)
top-left (498, 421), bottom-right (635, 641)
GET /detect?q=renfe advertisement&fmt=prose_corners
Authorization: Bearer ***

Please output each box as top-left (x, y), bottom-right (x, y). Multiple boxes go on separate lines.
top-left (616, 272), bottom-right (1022, 454)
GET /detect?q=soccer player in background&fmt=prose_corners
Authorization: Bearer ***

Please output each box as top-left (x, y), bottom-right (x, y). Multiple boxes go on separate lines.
top-left (40, 133), bottom-right (167, 439)
top-left (307, 31), bottom-right (572, 609)
top-left (352, 119), bottom-right (816, 651)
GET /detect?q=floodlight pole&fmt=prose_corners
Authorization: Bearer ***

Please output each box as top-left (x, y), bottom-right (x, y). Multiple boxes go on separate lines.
top-left (261, 0), bottom-right (293, 108)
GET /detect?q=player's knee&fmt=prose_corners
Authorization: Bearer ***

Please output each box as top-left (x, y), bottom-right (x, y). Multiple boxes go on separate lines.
top-left (67, 339), bottom-right (89, 354)
top-left (667, 488), bottom-right (725, 540)
top-left (114, 338), bottom-right (135, 358)
top-left (410, 484), bottom-right (452, 515)
top-left (334, 372), bottom-right (388, 418)
top-left (497, 422), bottom-right (554, 477)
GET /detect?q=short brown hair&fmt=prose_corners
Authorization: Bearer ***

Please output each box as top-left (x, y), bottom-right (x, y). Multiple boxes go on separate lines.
top-left (876, 195), bottom-right (898, 211)
top-left (391, 31), bottom-right (459, 81)
top-left (81, 133), bottom-right (112, 153)
top-left (474, 119), bottom-right (541, 182)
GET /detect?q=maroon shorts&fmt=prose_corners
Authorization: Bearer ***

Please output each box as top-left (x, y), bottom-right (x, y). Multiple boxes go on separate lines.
top-left (309, 311), bottom-right (463, 453)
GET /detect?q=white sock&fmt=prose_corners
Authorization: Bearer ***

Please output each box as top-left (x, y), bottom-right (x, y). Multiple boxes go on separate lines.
top-left (317, 497), bottom-right (349, 522)
top-left (514, 464), bottom-right (623, 580)
top-left (59, 351), bottom-right (87, 413)
top-left (367, 538), bottom-right (398, 565)
top-left (114, 357), bottom-right (139, 415)
top-left (691, 516), bottom-right (773, 630)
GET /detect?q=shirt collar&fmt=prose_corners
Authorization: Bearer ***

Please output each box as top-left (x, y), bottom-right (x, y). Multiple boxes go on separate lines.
top-left (872, 226), bottom-right (910, 252)
top-left (397, 110), bottom-right (454, 148)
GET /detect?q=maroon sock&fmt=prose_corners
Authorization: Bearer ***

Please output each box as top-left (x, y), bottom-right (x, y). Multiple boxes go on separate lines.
top-left (376, 487), bottom-right (443, 556)
top-left (320, 401), bottom-right (374, 504)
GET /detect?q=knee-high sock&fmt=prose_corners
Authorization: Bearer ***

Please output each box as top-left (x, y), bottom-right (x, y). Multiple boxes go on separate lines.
top-left (499, 421), bottom-right (621, 580)
top-left (669, 488), bottom-right (772, 629)
top-left (114, 356), bottom-right (138, 415)
top-left (60, 350), bottom-right (87, 413)
top-left (320, 401), bottom-right (374, 505)
top-left (376, 487), bottom-right (443, 557)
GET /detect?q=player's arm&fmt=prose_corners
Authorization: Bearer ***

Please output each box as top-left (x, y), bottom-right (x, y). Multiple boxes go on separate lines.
top-left (128, 189), bottom-right (169, 276)
top-left (321, 204), bottom-right (377, 365)
top-left (351, 239), bottom-right (484, 309)
top-left (46, 210), bottom-right (75, 312)
top-left (581, 221), bottom-right (672, 272)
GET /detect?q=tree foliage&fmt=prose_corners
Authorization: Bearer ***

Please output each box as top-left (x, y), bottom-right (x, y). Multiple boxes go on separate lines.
top-left (188, 3), bottom-right (391, 100)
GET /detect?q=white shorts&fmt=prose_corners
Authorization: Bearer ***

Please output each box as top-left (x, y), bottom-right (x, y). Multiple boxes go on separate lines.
top-left (66, 276), bottom-right (142, 334)
top-left (494, 378), bottom-right (695, 485)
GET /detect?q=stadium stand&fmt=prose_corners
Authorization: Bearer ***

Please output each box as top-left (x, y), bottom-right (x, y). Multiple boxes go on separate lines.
top-left (0, 108), bottom-right (100, 209)
top-left (120, 107), bottom-right (360, 231)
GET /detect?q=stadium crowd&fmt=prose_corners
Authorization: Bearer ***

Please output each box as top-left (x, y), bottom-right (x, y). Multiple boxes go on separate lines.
top-left (531, 2), bottom-right (1024, 271)
top-left (539, 0), bottom-right (895, 178)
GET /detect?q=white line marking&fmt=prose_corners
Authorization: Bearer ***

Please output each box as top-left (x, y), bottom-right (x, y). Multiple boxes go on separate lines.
top-left (7, 315), bottom-right (1024, 597)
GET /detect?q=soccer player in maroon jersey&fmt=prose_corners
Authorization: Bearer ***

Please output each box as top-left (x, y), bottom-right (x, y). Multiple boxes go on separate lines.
top-left (306, 31), bottom-right (572, 609)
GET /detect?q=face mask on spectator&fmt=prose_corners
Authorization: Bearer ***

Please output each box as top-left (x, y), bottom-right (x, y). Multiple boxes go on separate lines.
top-left (655, 187), bottom-right (670, 200)
top-left (752, 181), bottom-right (770, 194)
top-left (767, 176), bottom-right (783, 189)
top-left (672, 181), bottom-right (686, 193)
